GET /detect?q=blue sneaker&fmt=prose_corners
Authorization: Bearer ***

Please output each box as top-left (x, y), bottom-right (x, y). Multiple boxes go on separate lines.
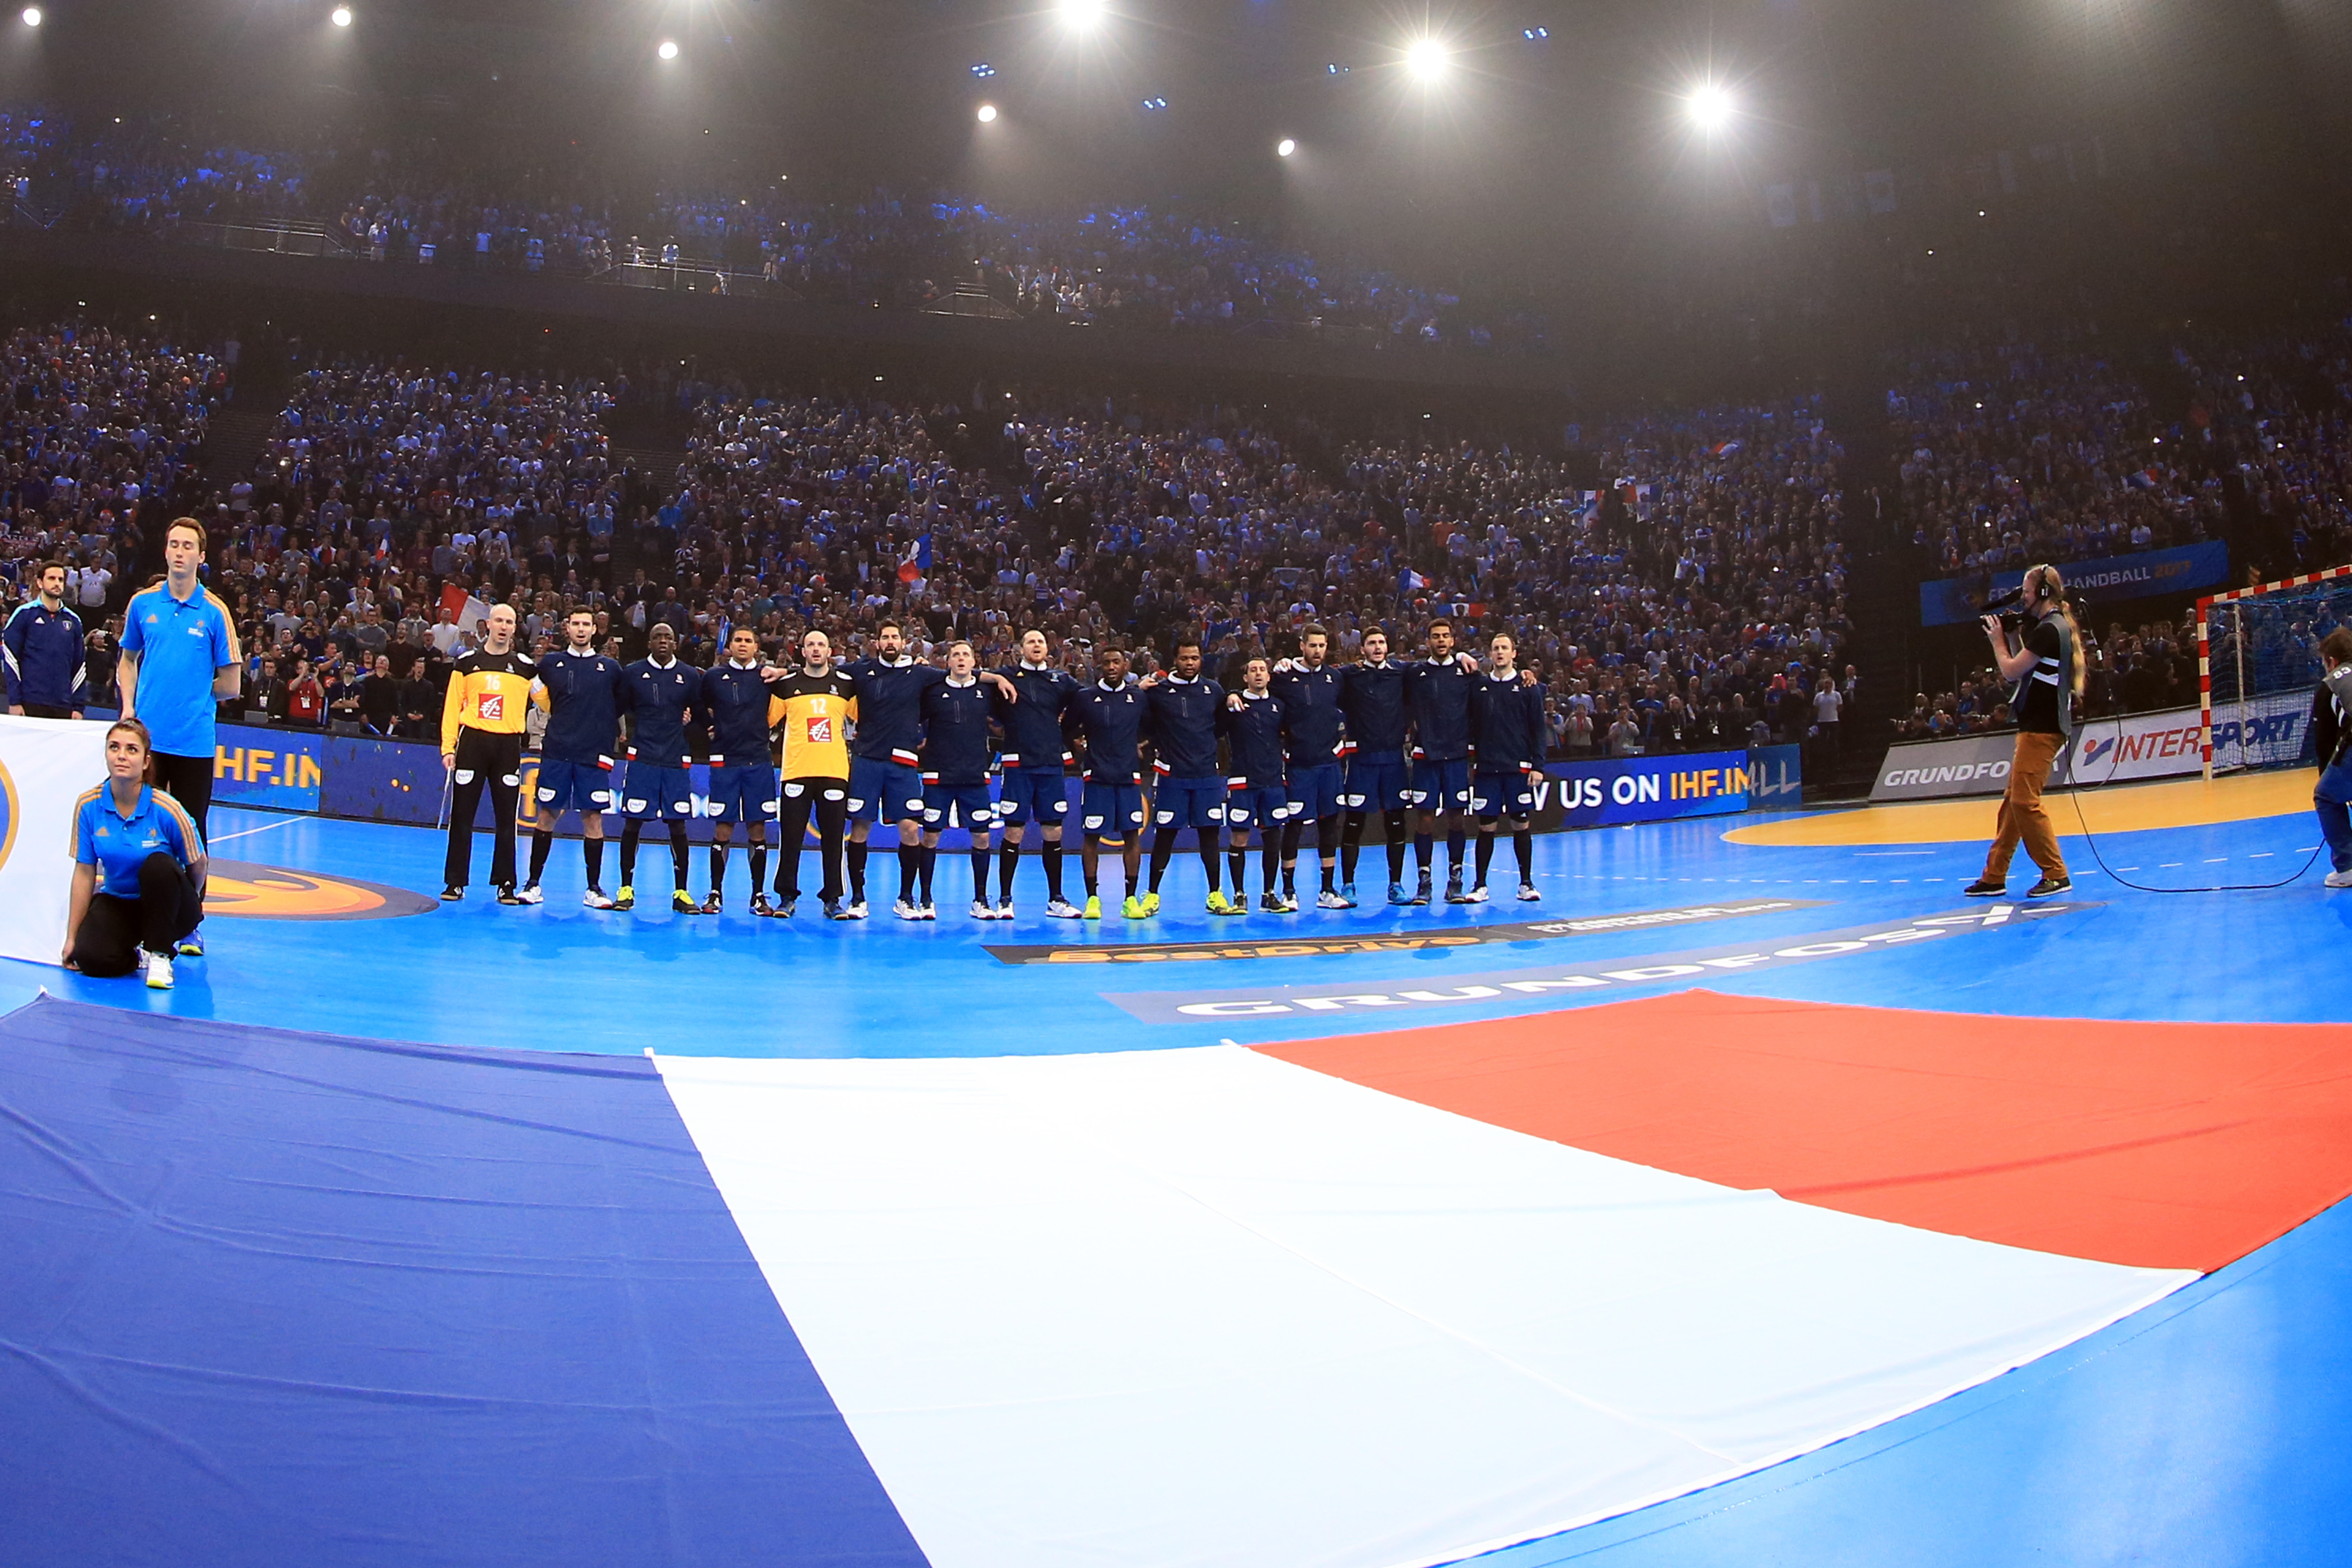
top-left (1386, 881), bottom-right (1410, 905)
top-left (1339, 881), bottom-right (1357, 904)
top-left (175, 931), bottom-right (204, 958)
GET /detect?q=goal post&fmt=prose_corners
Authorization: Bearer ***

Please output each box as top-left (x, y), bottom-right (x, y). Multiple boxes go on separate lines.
top-left (2198, 562), bottom-right (2352, 781)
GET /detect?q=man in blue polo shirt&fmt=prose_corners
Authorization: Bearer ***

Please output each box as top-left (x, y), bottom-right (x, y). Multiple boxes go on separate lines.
top-left (118, 519), bottom-right (239, 959)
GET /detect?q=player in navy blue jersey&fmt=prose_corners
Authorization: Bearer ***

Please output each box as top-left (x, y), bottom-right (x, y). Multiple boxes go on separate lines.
top-left (1337, 627), bottom-right (1414, 904)
top-left (1063, 645), bottom-right (1148, 918)
top-left (1140, 634), bottom-right (1237, 917)
top-left (614, 622), bottom-right (703, 914)
top-left (525, 609), bottom-right (625, 906)
top-left (1219, 656), bottom-right (1295, 912)
top-left (1467, 631), bottom-right (1547, 903)
top-left (994, 629), bottom-right (1081, 919)
top-left (701, 626), bottom-right (784, 915)
top-left (1269, 624), bottom-right (1349, 907)
top-left (917, 641), bottom-right (1003, 920)
top-left (841, 621), bottom-right (1015, 919)
top-left (1406, 618), bottom-right (1484, 906)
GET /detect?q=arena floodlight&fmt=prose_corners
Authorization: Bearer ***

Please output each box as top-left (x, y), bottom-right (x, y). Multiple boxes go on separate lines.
top-left (657, 38), bottom-right (680, 61)
top-left (976, 102), bottom-right (999, 123)
top-left (330, 5), bottom-right (352, 26)
top-left (1405, 37), bottom-right (1450, 82)
top-left (20, 6), bottom-right (39, 25)
top-left (1686, 82), bottom-right (1734, 131)
top-left (1276, 137), bottom-right (1296, 158)
top-left (1059, 0), bottom-right (1105, 32)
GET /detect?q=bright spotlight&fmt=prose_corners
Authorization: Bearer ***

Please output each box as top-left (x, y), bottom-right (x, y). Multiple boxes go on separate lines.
top-left (20, 5), bottom-right (39, 24)
top-left (1058, 0), bottom-right (1105, 31)
top-left (1406, 37), bottom-right (1450, 81)
top-left (1276, 137), bottom-right (1296, 158)
top-left (976, 103), bottom-right (998, 123)
top-left (657, 38), bottom-right (679, 60)
top-left (330, 5), bottom-right (351, 25)
top-left (1687, 83), bottom-right (1734, 130)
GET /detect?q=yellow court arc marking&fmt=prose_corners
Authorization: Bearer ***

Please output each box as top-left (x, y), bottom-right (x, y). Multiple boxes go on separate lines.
top-left (204, 867), bottom-right (388, 918)
top-left (1725, 768), bottom-right (2319, 848)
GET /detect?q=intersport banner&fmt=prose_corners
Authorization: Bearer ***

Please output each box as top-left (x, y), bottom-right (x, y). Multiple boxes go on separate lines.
top-left (0, 715), bottom-right (111, 964)
top-left (1917, 542), bottom-right (2230, 627)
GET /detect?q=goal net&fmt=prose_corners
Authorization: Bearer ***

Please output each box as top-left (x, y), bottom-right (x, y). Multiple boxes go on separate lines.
top-left (2199, 564), bottom-right (2352, 777)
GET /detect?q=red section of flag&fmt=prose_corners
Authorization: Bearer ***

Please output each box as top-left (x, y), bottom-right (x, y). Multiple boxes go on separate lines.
top-left (1256, 990), bottom-right (2352, 1272)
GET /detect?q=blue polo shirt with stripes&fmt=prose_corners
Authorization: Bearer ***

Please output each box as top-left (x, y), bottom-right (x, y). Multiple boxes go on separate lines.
top-left (120, 581), bottom-right (234, 759)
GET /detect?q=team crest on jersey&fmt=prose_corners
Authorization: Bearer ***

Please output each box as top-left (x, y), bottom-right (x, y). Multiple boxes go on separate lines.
top-left (479, 694), bottom-right (505, 720)
top-left (806, 716), bottom-right (833, 742)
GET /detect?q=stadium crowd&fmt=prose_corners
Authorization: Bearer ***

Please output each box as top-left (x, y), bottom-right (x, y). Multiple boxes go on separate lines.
top-left (3, 110), bottom-right (1544, 350)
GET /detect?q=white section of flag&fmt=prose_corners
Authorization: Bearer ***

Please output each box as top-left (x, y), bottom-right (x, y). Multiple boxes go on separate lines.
top-left (657, 1046), bottom-right (2191, 1568)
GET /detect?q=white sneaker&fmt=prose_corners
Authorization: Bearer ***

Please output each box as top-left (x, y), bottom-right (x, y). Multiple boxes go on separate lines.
top-left (843, 900), bottom-right (870, 920)
top-left (1464, 883), bottom-right (1491, 903)
top-left (919, 902), bottom-right (938, 921)
top-left (145, 951), bottom-right (175, 990)
top-left (995, 901), bottom-right (1015, 921)
top-left (894, 898), bottom-right (921, 921)
top-left (2327, 869), bottom-right (2352, 889)
top-left (1045, 898), bottom-right (1083, 919)
top-left (1516, 882), bottom-right (1542, 902)
top-left (516, 883), bottom-right (546, 906)
top-left (583, 887), bottom-right (617, 909)
top-left (970, 899), bottom-right (992, 921)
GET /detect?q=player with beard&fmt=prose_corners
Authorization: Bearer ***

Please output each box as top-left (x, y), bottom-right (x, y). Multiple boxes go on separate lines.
top-left (1140, 634), bottom-right (1237, 916)
top-left (1269, 624), bottom-right (1349, 907)
top-left (1404, 618), bottom-right (1482, 905)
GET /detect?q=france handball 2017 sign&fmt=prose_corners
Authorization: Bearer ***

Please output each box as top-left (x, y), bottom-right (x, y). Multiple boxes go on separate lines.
top-left (0, 715), bottom-right (111, 965)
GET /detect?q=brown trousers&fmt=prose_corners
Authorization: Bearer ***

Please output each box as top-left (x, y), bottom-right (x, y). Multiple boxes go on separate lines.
top-left (1983, 729), bottom-right (2068, 882)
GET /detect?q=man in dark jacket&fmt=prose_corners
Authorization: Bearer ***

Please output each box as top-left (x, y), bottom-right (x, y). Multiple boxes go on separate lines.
top-left (2310, 627), bottom-right (2352, 889)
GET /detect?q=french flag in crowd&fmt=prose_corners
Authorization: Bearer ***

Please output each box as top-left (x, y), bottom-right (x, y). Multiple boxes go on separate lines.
top-left (897, 534), bottom-right (933, 584)
top-left (1399, 567), bottom-right (1430, 594)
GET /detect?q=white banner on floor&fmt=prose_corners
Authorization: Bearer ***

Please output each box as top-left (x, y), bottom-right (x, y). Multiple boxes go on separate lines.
top-left (0, 716), bottom-right (113, 965)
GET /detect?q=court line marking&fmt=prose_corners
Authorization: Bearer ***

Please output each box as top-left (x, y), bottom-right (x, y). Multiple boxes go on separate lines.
top-left (209, 818), bottom-right (302, 844)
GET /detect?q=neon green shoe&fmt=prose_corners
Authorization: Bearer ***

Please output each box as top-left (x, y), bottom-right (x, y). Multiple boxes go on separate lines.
top-left (1083, 895), bottom-right (1102, 919)
top-left (1122, 895), bottom-right (1148, 919)
top-left (1140, 890), bottom-right (1161, 916)
top-left (1206, 890), bottom-right (1242, 916)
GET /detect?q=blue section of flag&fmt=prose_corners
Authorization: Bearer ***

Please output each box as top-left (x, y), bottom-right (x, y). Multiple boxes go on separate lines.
top-left (0, 998), bottom-right (929, 1568)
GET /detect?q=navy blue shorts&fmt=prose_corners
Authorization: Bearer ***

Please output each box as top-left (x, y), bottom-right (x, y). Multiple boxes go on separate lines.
top-left (922, 782), bottom-right (997, 833)
top-left (1471, 768), bottom-right (1538, 819)
top-left (1152, 775), bottom-right (1227, 831)
top-left (1079, 780), bottom-right (1147, 841)
top-left (1222, 785), bottom-right (1291, 834)
top-left (535, 756), bottom-right (614, 815)
top-left (706, 762), bottom-right (779, 823)
top-left (1342, 752), bottom-right (1410, 813)
top-left (997, 766), bottom-right (1071, 828)
top-left (1287, 760), bottom-right (1344, 819)
top-left (619, 761), bottom-right (695, 819)
top-left (847, 757), bottom-right (927, 825)
top-left (1408, 756), bottom-right (1472, 812)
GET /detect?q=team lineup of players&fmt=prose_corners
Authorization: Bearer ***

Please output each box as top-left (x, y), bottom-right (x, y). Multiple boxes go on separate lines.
top-left (445, 606), bottom-right (1550, 921)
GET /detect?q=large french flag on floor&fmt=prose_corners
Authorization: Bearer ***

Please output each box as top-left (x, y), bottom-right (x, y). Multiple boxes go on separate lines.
top-left (13, 994), bottom-right (2343, 1568)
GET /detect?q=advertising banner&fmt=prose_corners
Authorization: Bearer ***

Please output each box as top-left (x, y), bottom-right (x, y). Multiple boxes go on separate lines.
top-left (1871, 732), bottom-right (2022, 801)
top-left (1918, 542), bottom-right (2230, 627)
top-left (212, 724), bottom-right (326, 812)
top-left (0, 715), bottom-right (111, 965)
top-left (1538, 750), bottom-right (1753, 828)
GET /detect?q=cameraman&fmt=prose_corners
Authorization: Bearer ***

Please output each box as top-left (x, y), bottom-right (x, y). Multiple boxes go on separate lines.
top-left (1965, 564), bottom-right (2078, 900)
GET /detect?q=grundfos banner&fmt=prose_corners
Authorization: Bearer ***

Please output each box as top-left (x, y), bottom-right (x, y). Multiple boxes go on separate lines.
top-left (1874, 703), bottom-right (2317, 801)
